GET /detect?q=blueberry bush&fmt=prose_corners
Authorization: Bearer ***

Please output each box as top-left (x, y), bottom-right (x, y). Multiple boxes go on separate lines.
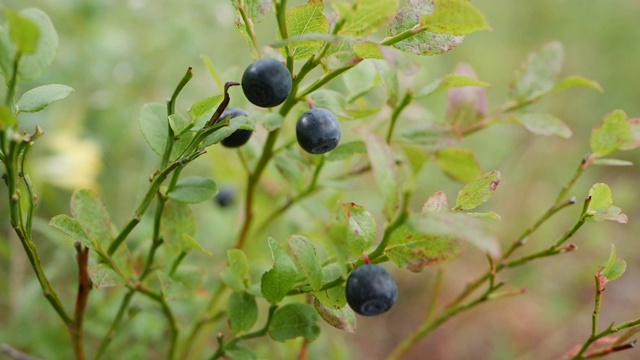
top-left (1, 1), bottom-right (640, 359)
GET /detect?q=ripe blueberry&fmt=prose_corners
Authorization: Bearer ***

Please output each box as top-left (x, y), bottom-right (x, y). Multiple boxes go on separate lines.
top-left (345, 264), bottom-right (398, 316)
top-left (214, 187), bottom-right (235, 207)
top-left (241, 58), bottom-right (292, 108)
top-left (219, 108), bottom-right (252, 148)
top-left (296, 108), bottom-right (341, 154)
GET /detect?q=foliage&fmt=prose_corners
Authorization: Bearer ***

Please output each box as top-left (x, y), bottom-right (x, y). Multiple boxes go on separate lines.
top-left (1, 1), bottom-right (639, 359)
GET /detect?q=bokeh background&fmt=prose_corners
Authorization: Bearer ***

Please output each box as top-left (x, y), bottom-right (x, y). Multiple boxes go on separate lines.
top-left (1, 0), bottom-right (639, 359)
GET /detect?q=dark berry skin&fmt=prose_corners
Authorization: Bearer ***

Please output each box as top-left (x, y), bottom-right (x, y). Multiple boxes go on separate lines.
top-left (220, 108), bottom-right (252, 148)
top-left (296, 108), bottom-right (341, 154)
top-left (346, 264), bottom-right (398, 316)
top-left (241, 58), bottom-right (292, 108)
top-left (214, 187), bottom-right (235, 207)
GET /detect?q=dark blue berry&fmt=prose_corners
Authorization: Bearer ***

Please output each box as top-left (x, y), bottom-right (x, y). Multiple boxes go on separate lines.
top-left (296, 108), bottom-right (341, 154)
top-left (214, 187), bottom-right (235, 208)
top-left (241, 58), bottom-right (292, 108)
top-left (220, 108), bottom-right (252, 148)
top-left (346, 264), bottom-right (398, 316)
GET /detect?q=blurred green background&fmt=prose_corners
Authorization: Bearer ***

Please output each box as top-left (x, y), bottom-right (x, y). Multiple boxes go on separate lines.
top-left (1, 0), bottom-right (639, 359)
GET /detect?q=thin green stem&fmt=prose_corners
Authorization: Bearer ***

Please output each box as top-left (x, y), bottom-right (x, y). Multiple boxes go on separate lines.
top-left (360, 191), bottom-right (411, 265)
top-left (108, 149), bottom-right (206, 255)
top-left (425, 268), bottom-right (444, 322)
top-left (5, 53), bottom-right (21, 111)
top-left (592, 274), bottom-right (603, 337)
top-left (501, 197), bottom-right (576, 259)
top-left (162, 67), bottom-right (193, 168)
top-left (238, 6), bottom-right (261, 58)
top-left (274, 0), bottom-right (293, 71)
top-left (169, 252), bottom-right (187, 277)
top-left (381, 25), bottom-right (426, 47)
top-left (386, 91), bottom-right (413, 144)
top-left (298, 66), bottom-right (354, 99)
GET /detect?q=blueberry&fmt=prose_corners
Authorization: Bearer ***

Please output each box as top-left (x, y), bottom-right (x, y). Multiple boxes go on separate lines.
top-left (296, 108), bottom-right (341, 154)
top-left (219, 108), bottom-right (252, 148)
top-left (214, 187), bottom-right (235, 207)
top-left (346, 264), bottom-right (398, 316)
top-left (241, 58), bottom-right (292, 108)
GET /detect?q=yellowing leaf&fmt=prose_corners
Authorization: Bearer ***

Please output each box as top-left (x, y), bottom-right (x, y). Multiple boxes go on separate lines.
top-left (419, 0), bottom-right (490, 35)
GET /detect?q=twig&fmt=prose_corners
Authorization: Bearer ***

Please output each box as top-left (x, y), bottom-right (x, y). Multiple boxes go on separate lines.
top-left (0, 344), bottom-right (41, 360)
top-left (71, 243), bottom-right (91, 360)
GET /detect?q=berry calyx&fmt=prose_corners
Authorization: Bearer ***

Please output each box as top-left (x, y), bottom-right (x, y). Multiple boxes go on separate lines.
top-left (241, 58), bottom-right (292, 108)
top-left (219, 108), bottom-right (252, 148)
top-left (295, 108), bottom-right (341, 154)
top-left (346, 264), bottom-right (398, 316)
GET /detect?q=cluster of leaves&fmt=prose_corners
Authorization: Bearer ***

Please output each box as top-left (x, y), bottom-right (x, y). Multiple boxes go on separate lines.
top-left (1, 1), bottom-right (640, 360)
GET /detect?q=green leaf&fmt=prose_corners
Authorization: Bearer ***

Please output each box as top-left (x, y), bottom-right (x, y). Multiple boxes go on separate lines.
top-left (157, 271), bottom-right (189, 301)
top-left (168, 113), bottom-right (191, 134)
top-left (16, 9), bottom-right (59, 81)
top-left (409, 213), bottom-right (501, 257)
top-left (225, 344), bottom-right (257, 360)
top-left (587, 183), bottom-right (613, 213)
top-left (247, 0), bottom-right (273, 23)
top-left (49, 214), bottom-right (95, 250)
top-left (436, 147), bottom-right (482, 183)
top-left (385, 223), bottom-right (461, 271)
top-left (397, 124), bottom-right (459, 152)
top-left (283, 0), bottom-right (329, 60)
top-left (159, 200), bottom-right (196, 254)
top-left (313, 264), bottom-right (345, 309)
top-left (88, 264), bottom-right (125, 288)
top-left (201, 116), bottom-right (255, 148)
top-left (586, 183), bottom-right (627, 223)
top-left (288, 235), bottom-right (323, 292)
top-left (200, 54), bottom-right (224, 92)
top-left (326, 141), bottom-right (366, 161)
top-left (188, 95), bottom-right (223, 124)
top-left (233, 11), bottom-right (259, 59)
top-left (228, 291), bottom-right (259, 335)
top-left (509, 41), bottom-right (564, 102)
top-left (552, 76), bottom-right (603, 93)
top-left (16, 84), bottom-right (74, 113)
top-left (336, 0), bottom-right (399, 37)
top-left (274, 149), bottom-right (307, 192)
top-left (502, 112), bottom-right (572, 139)
top-left (269, 303), bottom-right (321, 342)
top-left (343, 203), bottom-right (376, 256)
top-left (261, 238), bottom-right (299, 303)
top-left (466, 211), bottom-right (501, 220)
top-left (386, 0), bottom-right (464, 56)
top-left (180, 234), bottom-right (212, 255)
top-left (313, 299), bottom-right (356, 332)
top-left (139, 103), bottom-right (169, 156)
top-left (6, 9), bottom-right (40, 54)
top-left (621, 117), bottom-right (640, 151)
top-left (222, 249), bottom-right (251, 291)
top-left (417, 73), bottom-right (491, 98)
top-left (592, 159), bottom-right (633, 167)
top-left (313, 286), bottom-right (347, 309)
top-left (0, 105), bottom-right (17, 129)
top-left (309, 90), bottom-right (350, 120)
top-left (422, 191), bottom-right (450, 213)
top-left (446, 63), bottom-right (488, 128)
top-left (590, 110), bottom-right (631, 158)
top-left (167, 176), bottom-right (218, 204)
top-left (252, 112), bottom-right (284, 131)
top-left (70, 189), bottom-right (113, 250)
top-left (455, 170), bottom-right (501, 210)
top-left (360, 130), bottom-right (399, 219)
top-left (353, 42), bottom-right (384, 59)
top-left (419, 0), bottom-right (490, 35)
top-left (601, 245), bottom-right (626, 282)
top-left (342, 61), bottom-right (380, 102)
